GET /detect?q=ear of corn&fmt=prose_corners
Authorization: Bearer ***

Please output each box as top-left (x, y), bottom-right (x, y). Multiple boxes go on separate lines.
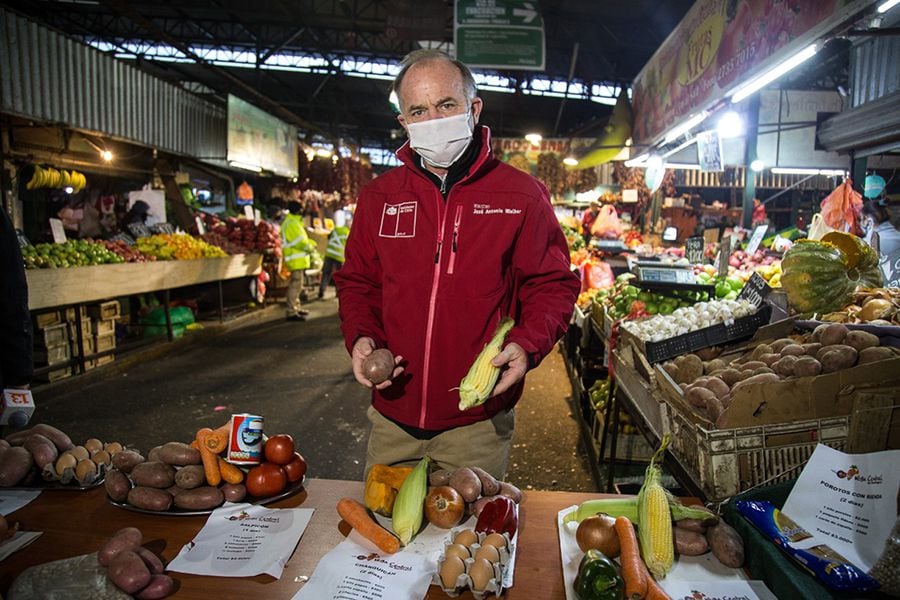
top-left (458, 317), bottom-right (516, 410)
top-left (637, 434), bottom-right (674, 580)
top-left (390, 456), bottom-right (430, 546)
top-left (562, 495), bottom-right (717, 525)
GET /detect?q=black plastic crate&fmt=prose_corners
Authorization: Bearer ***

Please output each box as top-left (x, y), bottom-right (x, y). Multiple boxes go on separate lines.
top-left (639, 304), bottom-right (772, 363)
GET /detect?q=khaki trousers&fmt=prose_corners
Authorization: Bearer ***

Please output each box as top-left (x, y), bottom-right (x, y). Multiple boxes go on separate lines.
top-left (285, 270), bottom-right (304, 316)
top-left (364, 405), bottom-right (515, 481)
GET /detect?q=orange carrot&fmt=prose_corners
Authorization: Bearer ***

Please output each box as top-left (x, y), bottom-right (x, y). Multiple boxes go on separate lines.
top-left (645, 574), bottom-right (671, 600)
top-left (204, 429), bottom-right (228, 454)
top-left (615, 516), bottom-right (648, 600)
top-left (217, 456), bottom-right (244, 484)
top-left (336, 497), bottom-right (400, 554)
top-left (190, 439), bottom-right (200, 450)
top-left (196, 428), bottom-right (221, 486)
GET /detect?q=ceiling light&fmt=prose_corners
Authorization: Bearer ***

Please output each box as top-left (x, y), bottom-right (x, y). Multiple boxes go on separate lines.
top-left (878, 0), bottom-right (900, 12)
top-left (665, 162), bottom-right (701, 170)
top-left (717, 111), bottom-right (744, 138)
top-left (315, 148), bottom-right (333, 158)
top-left (730, 44), bottom-right (818, 103)
top-left (525, 133), bottom-right (542, 146)
top-left (770, 167), bottom-right (847, 176)
top-left (563, 156), bottom-right (578, 166)
top-left (750, 159), bottom-right (765, 172)
top-left (101, 150), bottom-right (113, 162)
top-left (663, 111), bottom-right (709, 144)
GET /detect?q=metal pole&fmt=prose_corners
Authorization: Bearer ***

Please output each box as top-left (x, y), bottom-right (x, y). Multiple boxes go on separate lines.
top-left (552, 42), bottom-right (579, 137)
top-left (742, 95), bottom-right (761, 228)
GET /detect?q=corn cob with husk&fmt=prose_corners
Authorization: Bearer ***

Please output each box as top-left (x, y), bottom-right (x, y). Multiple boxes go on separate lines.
top-left (562, 493), bottom-right (717, 525)
top-left (458, 317), bottom-right (515, 410)
top-left (638, 434), bottom-right (674, 579)
top-left (390, 455), bottom-right (430, 545)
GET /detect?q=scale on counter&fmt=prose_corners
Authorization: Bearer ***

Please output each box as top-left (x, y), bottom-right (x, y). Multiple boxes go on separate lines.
top-left (633, 261), bottom-right (696, 284)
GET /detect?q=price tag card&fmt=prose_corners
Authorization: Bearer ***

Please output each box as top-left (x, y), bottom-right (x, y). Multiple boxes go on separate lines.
top-left (243, 205), bottom-right (255, 221)
top-left (745, 224), bottom-right (769, 255)
top-left (737, 272), bottom-right (772, 308)
top-left (151, 222), bottom-right (175, 235)
top-left (127, 222), bottom-right (153, 239)
top-left (110, 232), bottom-right (136, 246)
top-left (685, 236), bottom-right (704, 264)
top-left (48, 218), bottom-right (67, 243)
top-left (15, 229), bottom-right (31, 249)
top-left (717, 236), bottom-right (733, 279)
top-left (195, 216), bottom-right (207, 235)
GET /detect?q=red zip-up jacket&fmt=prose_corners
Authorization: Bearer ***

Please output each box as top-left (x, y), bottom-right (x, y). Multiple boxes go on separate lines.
top-left (335, 127), bottom-right (579, 431)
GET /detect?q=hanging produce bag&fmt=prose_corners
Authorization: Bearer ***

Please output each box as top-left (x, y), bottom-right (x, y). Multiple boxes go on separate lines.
top-left (819, 179), bottom-right (863, 236)
top-left (580, 260), bottom-right (614, 292)
top-left (590, 204), bottom-right (623, 239)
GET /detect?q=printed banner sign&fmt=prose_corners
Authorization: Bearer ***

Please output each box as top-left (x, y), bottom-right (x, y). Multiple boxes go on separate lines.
top-left (455, 0), bottom-right (545, 70)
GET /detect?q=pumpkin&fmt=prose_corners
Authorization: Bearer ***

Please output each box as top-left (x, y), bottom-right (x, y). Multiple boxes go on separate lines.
top-left (364, 464), bottom-right (414, 516)
top-left (781, 233), bottom-right (883, 314)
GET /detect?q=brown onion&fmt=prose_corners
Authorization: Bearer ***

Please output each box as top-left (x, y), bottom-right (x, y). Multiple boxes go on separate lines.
top-left (576, 513), bottom-right (620, 557)
top-left (425, 486), bottom-right (465, 529)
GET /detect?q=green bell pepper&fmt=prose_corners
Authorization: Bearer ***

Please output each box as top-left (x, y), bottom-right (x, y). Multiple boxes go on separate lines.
top-left (573, 549), bottom-right (624, 600)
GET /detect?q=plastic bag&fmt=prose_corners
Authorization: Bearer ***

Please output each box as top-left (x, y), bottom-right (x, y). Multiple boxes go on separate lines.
top-left (820, 179), bottom-right (863, 236)
top-left (590, 204), bottom-right (623, 239)
top-left (807, 213), bottom-right (836, 241)
top-left (870, 514), bottom-right (900, 597)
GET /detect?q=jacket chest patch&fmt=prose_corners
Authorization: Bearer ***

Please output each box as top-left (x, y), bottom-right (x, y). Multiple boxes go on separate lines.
top-left (379, 202), bottom-right (418, 238)
top-left (472, 203), bottom-right (522, 216)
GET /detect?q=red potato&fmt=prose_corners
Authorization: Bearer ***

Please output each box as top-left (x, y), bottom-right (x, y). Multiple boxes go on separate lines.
top-left (135, 574), bottom-right (178, 599)
top-left (497, 481), bottom-right (523, 503)
top-left (98, 527), bottom-right (143, 566)
top-left (107, 549), bottom-right (152, 594)
top-left (23, 434), bottom-right (58, 470)
top-left (0, 446), bottom-right (32, 487)
top-left (135, 546), bottom-right (165, 574)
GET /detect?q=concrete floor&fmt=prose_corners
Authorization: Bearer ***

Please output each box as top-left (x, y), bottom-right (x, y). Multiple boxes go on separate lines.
top-left (29, 296), bottom-right (598, 492)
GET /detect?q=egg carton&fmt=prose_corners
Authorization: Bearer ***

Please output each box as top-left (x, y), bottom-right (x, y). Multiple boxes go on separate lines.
top-left (41, 460), bottom-right (108, 487)
top-left (434, 527), bottom-right (514, 599)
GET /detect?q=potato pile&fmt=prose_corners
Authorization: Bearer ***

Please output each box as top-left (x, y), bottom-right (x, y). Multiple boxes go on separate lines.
top-left (673, 515), bottom-right (745, 568)
top-left (105, 442), bottom-right (243, 513)
top-left (0, 424), bottom-right (122, 488)
top-left (98, 527), bottom-right (176, 598)
top-left (429, 466), bottom-right (523, 516)
top-left (663, 323), bottom-right (899, 428)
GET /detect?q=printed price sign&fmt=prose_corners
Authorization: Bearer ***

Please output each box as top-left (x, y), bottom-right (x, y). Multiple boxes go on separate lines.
top-left (151, 222), bottom-right (175, 235)
top-left (15, 228), bottom-right (30, 249)
top-left (127, 222), bottom-right (152, 239)
top-left (686, 236), bottom-right (704, 264)
top-left (243, 205), bottom-right (255, 221)
top-left (745, 224), bottom-right (769, 255)
top-left (48, 218), bottom-right (67, 244)
top-left (879, 249), bottom-right (900, 288)
top-left (195, 216), bottom-right (206, 236)
top-left (737, 272), bottom-right (772, 307)
top-left (717, 236), bottom-right (733, 279)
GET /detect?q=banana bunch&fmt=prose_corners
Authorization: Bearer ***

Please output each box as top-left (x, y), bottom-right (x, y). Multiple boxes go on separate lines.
top-left (26, 165), bottom-right (87, 192)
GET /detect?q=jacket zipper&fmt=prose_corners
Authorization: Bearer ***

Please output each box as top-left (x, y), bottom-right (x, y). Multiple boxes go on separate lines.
top-left (419, 187), bottom-right (449, 429)
top-left (447, 204), bottom-right (463, 275)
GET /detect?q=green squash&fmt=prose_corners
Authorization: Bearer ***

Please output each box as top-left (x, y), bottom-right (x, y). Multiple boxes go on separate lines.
top-left (781, 234), bottom-right (883, 314)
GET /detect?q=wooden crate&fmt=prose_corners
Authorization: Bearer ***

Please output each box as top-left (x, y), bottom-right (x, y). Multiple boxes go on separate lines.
top-left (34, 365), bottom-right (71, 383)
top-left (34, 323), bottom-right (68, 348)
top-left (94, 332), bottom-right (116, 353)
top-left (33, 310), bottom-right (61, 329)
top-left (92, 318), bottom-right (116, 336)
top-left (67, 319), bottom-right (92, 342)
top-left (33, 342), bottom-right (70, 366)
top-left (64, 306), bottom-right (88, 322)
top-left (87, 300), bottom-right (120, 320)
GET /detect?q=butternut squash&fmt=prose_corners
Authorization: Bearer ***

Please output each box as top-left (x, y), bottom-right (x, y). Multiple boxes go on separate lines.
top-left (364, 464), bottom-right (414, 516)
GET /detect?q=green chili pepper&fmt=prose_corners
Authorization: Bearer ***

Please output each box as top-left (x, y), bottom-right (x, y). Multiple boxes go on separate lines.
top-left (573, 549), bottom-right (625, 600)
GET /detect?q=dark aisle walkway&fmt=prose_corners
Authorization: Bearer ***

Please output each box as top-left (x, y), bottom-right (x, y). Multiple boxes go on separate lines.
top-left (31, 299), bottom-right (597, 491)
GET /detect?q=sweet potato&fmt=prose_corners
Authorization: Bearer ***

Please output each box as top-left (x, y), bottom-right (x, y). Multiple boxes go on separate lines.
top-left (779, 344), bottom-right (805, 357)
top-left (732, 372), bottom-right (780, 393)
top-left (801, 343), bottom-right (822, 357)
top-left (718, 368), bottom-right (743, 387)
top-left (134, 546), bottom-right (165, 574)
top-left (448, 467), bottom-right (481, 503)
top-left (758, 353), bottom-right (781, 366)
top-left (819, 323), bottom-right (849, 346)
top-left (135, 574), bottom-right (178, 599)
top-left (704, 377), bottom-right (730, 400)
top-left (173, 486), bottom-right (225, 511)
top-left (686, 387), bottom-right (716, 409)
top-left (105, 469), bottom-right (132, 502)
top-left (112, 449), bottom-right (145, 474)
top-left (844, 330), bottom-right (880, 352)
top-left (470, 466), bottom-right (500, 496)
top-left (769, 338), bottom-right (796, 353)
top-left (107, 549), bottom-right (152, 594)
top-left (678, 354), bottom-right (703, 384)
top-left (704, 358), bottom-right (727, 375)
top-left (0, 446), bottom-right (32, 487)
top-left (127, 487), bottom-right (173, 512)
top-left (498, 480), bottom-right (523, 503)
top-left (792, 356), bottom-right (822, 378)
top-left (174, 464), bottom-right (206, 489)
top-left (771, 355), bottom-right (798, 377)
top-left (740, 360), bottom-right (767, 371)
top-left (23, 433), bottom-right (58, 470)
top-left (98, 527), bottom-right (143, 566)
top-left (810, 324), bottom-right (829, 343)
top-left (674, 526), bottom-right (709, 556)
top-left (707, 521), bottom-right (745, 568)
top-left (819, 346), bottom-right (858, 373)
top-left (706, 396), bottom-right (726, 422)
top-left (29, 424), bottom-right (74, 452)
top-left (675, 516), bottom-right (718, 533)
top-left (221, 483), bottom-right (247, 502)
top-left (429, 469), bottom-right (452, 486)
top-left (157, 442), bottom-right (202, 466)
top-left (130, 461), bottom-right (176, 489)
top-left (749, 343), bottom-right (773, 361)
top-left (752, 366), bottom-right (775, 376)
top-left (858, 346), bottom-right (898, 364)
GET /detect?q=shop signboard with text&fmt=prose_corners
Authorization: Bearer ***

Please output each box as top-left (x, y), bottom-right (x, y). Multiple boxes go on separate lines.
top-left (454, 0), bottom-right (545, 70)
top-left (631, 0), bottom-right (872, 146)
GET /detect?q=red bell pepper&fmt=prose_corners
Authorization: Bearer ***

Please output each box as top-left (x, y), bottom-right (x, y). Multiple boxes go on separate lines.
top-left (474, 496), bottom-right (518, 537)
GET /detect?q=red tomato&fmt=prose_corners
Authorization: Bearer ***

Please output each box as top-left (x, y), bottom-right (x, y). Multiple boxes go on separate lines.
top-left (246, 462), bottom-right (287, 497)
top-left (282, 452), bottom-right (307, 483)
top-left (264, 434), bottom-right (295, 465)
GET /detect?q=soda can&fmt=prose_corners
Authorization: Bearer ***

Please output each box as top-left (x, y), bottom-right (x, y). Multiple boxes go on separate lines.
top-left (227, 413), bottom-right (264, 465)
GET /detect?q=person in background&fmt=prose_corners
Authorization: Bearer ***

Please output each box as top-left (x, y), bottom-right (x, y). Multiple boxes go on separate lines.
top-left (751, 198), bottom-right (768, 227)
top-left (281, 200), bottom-right (317, 322)
top-left (580, 199), bottom-right (600, 245)
top-left (863, 199), bottom-right (900, 257)
top-left (334, 49), bottom-right (579, 479)
top-left (1, 206), bottom-right (33, 392)
top-left (318, 211), bottom-right (349, 299)
top-left (123, 200), bottom-right (150, 226)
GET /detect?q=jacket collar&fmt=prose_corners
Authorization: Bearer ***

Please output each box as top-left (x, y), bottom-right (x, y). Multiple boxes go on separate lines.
top-left (396, 125), bottom-right (496, 184)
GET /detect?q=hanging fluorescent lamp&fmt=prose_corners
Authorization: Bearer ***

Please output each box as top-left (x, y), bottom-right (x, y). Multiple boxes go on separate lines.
top-left (665, 162), bottom-right (702, 170)
top-left (663, 111), bottom-right (709, 144)
top-left (729, 44), bottom-right (818, 103)
top-left (878, 0), bottom-right (900, 12)
top-left (771, 167), bottom-right (847, 176)
top-left (229, 160), bottom-right (263, 173)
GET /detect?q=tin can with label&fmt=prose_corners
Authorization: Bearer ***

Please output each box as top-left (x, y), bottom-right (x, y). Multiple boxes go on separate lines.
top-left (227, 413), bottom-right (264, 465)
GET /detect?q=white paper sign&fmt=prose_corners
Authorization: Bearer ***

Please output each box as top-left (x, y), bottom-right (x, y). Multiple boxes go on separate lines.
top-left (745, 224), bottom-right (769, 255)
top-left (167, 503), bottom-right (313, 578)
top-left (244, 205), bottom-right (255, 221)
top-left (48, 218), bottom-right (67, 243)
top-left (195, 216), bottom-right (206, 235)
top-left (661, 580), bottom-right (778, 600)
top-left (782, 444), bottom-right (900, 571)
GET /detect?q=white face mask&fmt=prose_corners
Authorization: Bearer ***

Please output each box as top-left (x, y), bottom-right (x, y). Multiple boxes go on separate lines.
top-left (406, 111), bottom-right (474, 168)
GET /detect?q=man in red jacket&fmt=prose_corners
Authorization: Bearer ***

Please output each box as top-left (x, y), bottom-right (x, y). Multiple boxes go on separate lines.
top-left (334, 49), bottom-right (579, 479)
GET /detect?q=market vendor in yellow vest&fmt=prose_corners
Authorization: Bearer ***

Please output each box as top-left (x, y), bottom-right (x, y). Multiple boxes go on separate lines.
top-left (281, 200), bottom-right (317, 321)
top-left (318, 210), bottom-right (350, 299)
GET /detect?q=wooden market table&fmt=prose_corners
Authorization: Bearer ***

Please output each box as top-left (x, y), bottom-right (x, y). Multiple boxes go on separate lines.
top-left (1, 478), bottom-right (610, 599)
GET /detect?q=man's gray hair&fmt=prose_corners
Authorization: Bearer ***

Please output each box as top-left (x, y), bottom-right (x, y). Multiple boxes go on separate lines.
top-left (392, 49), bottom-right (478, 105)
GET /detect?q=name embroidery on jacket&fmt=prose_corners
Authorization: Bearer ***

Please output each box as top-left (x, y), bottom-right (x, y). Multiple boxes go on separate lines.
top-left (472, 203), bottom-right (521, 216)
top-left (379, 202), bottom-right (418, 238)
